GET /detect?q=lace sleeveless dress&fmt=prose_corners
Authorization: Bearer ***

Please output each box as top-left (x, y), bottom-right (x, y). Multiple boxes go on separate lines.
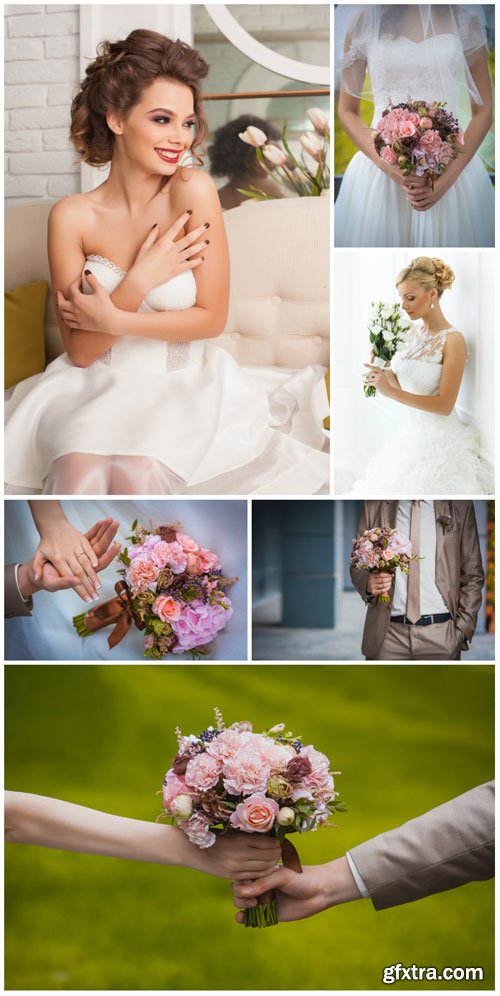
top-left (351, 326), bottom-right (493, 495)
top-left (5, 257), bottom-right (329, 495)
top-left (335, 33), bottom-right (494, 247)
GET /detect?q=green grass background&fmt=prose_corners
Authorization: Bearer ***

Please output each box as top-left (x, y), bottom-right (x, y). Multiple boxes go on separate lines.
top-left (5, 664), bottom-right (494, 990)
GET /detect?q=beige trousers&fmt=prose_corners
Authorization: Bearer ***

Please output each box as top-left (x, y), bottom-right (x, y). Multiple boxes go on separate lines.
top-left (372, 619), bottom-right (463, 661)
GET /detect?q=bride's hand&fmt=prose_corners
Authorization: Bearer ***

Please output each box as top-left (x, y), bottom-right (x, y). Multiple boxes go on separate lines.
top-left (128, 211), bottom-right (209, 294)
top-left (186, 831), bottom-right (281, 881)
top-left (363, 363), bottom-right (394, 396)
top-left (380, 161), bottom-right (429, 195)
top-left (56, 275), bottom-right (120, 334)
top-left (32, 518), bottom-right (104, 603)
top-left (406, 172), bottom-right (452, 211)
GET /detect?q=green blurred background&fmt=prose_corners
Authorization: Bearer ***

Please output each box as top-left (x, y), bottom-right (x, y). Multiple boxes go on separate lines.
top-left (5, 664), bottom-right (494, 990)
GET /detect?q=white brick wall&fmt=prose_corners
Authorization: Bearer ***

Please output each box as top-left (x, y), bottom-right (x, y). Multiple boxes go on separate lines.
top-left (5, 4), bottom-right (80, 204)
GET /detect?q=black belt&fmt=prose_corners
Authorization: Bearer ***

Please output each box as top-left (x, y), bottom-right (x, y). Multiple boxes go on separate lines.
top-left (390, 613), bottom-right (451, 627)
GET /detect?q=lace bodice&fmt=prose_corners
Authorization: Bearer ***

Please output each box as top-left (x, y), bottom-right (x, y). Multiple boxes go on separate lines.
top-left (83, 255), bottom-right (199, 373)
top-left (367, 33), bottom-right (464, 123)
top-left (392, 324), bottom-right (464, 412)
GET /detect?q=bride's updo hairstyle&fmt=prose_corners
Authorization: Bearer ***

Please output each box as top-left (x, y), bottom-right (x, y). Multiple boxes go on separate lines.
top-left (396, 257), bottom-right (455, 298)
top-left (70, 29), bottom-right (209, 167)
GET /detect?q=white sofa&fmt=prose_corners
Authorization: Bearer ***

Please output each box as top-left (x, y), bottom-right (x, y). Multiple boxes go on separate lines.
top-left (5, 194), bottom-right (329, 368)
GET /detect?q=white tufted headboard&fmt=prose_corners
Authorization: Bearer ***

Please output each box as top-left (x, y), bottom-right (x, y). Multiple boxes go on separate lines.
top-left (5, 194), bottom-right (329, 369)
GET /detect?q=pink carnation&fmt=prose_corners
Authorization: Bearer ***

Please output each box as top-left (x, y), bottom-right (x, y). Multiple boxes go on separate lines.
top-left (230, 793), bottom-right (279, 833)
top-left (185, 752), bottom-right (222, 791)
top-left (206, 728), bottom-right (252, 763)
top-left (162, 771), bottom-right (189, 809)
top-left (223, 745), bottom-right (271, 795)
top-left (126, 555), bottom-right (159, 593)
top-left (180, 812), bottom-right (216, 849)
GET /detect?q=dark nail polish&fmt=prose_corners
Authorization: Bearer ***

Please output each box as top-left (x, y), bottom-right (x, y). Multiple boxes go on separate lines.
top-left (205, 239), bottom-right (210, 245)
top-left (151, 223), bottom-right (158, 230)
top-left (187, 210), bottom-right (193, 215)
top-left (84, 269), bottom-right (91, 275)
top-left (204, 222), bottom-right (210, 228)
top-left (201, 256), bottom-right (205, 261)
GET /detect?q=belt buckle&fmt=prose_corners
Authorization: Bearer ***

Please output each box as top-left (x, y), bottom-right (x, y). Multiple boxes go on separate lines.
top-left (421, 614), bottom-right (432, 626)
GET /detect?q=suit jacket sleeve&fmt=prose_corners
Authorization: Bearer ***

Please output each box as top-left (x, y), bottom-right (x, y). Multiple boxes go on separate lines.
top-left (349, 781), bottom-right (494, 910)
top-left (350, 504), bottom-right (371, 601)
top-left (455, 502), bottom-right (485, 640)
top-left (5, 564), bottom-right (33, 618)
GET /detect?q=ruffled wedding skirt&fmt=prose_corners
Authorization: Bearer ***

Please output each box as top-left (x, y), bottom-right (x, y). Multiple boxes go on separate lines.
top-left (335, 152), bottom-right (494, 248)
top-left (350, 409), bottom-right (493, 495)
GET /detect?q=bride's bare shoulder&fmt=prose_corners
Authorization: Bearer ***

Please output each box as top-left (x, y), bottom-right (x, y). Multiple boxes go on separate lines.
top-left (168, 166), bottom-right (220, 208)
top-left (48, 193), bottom-right (95, 232)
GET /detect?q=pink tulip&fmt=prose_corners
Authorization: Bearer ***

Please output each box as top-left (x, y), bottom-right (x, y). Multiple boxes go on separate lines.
top-left (307, 107), bottom-right (329, 134)
top-left (300, 132), bottom-right (323, 160)
top-left (262, 143), bottom-right (287, 167)
top-left (239, 125), bottom-right (267, 147)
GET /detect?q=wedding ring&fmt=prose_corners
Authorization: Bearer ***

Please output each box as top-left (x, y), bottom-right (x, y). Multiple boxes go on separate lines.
top-left (77, 551), bottom-right (87, 559)
top-left (408, 182), bottom-right (414, 190)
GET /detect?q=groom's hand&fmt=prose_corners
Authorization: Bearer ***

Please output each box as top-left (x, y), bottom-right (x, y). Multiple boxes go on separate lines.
top-left (232, 856), bottom-right (362, 923)
top-left (367, 572), bottom-right (393, 596)
top-left (18, 519), bottom-right (121, 602)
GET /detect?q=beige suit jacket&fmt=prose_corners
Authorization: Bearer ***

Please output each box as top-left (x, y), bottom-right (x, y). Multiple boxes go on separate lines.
top-left (349, 781), bottom-right (494, 910)
top-left (5, 564), bottom-right (33, 618)
top-left (350, 500), bottom-right (485, 659)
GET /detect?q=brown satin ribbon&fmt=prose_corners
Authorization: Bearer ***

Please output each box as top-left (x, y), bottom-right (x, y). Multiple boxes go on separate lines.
top-left (255, 836), bottom-right (303, 910)
top-left (82, 581), bottom-right (142, 649)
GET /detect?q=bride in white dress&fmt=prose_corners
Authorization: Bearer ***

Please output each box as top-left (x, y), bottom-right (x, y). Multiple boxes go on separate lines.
top-left (335, 4), bottom-right (494, 247)
top-left (354, 257), bottom-right (493, 495)
top-left (5, 29), bottom-right (328, 496)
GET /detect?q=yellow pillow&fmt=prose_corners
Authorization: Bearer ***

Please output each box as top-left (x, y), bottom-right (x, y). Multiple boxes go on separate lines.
top-left (5, 279), bottom-right (48, 389)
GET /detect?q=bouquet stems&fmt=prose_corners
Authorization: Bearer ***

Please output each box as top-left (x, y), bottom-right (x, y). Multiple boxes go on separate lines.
top-left (372, 569), bottom-right (395, 604)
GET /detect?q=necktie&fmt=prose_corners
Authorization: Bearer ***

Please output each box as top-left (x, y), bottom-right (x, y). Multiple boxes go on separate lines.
top-left (406, 501), bottom-right (421, 623)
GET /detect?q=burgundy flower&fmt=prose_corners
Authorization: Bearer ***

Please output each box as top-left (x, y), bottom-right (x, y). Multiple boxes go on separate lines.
top-left (287, 754), bottom-right (313, 782)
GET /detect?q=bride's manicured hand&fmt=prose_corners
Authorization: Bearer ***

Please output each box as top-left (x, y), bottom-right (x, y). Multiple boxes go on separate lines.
top-left (128, 211), bottom-right (209, 293)
top-left (406, 172), bottom-right (452, 211)
top-left (381, 161), bottom-right (429, 194)
top-left (186, 831), bottom-right (281, 881)
top-left (32, 519), bottom-right (103, 603)
top-left (57, 275), bottom-right (119, 334)
top-left (366, 572), bottom-right (393, 596)
top-left (363, 363), bottom-right (393, 395)
top-left (232, 856), bottom-right (362, 923)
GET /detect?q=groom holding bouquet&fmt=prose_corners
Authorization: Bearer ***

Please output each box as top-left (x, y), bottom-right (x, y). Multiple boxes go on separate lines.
top-left (351, 501), bottom-right (485, 660)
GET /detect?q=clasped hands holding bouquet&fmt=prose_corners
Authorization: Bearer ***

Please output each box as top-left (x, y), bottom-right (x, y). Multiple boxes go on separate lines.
top-left (382, 162), bottom-right (451, 211)
top-left (56, 211), bottom-right (209, 334)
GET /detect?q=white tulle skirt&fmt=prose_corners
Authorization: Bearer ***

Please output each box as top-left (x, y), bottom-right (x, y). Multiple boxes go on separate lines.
top-left (350, 410), bottom-right (494, 496)
top-left (5, 346), bottom-right (329, 496)
top-left (335, 152), bottom-right (494, 248)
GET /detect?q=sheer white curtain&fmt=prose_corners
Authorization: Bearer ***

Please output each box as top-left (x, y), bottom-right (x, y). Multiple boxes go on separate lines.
top-left (333, 251), bottom-right (494, 492)
top-left (5, 500), bottom-right (247, 661)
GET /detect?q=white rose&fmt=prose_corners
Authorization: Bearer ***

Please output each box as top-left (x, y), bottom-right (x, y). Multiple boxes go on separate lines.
top-left (170, 794), bottom-right (194, 819)
top-left (276, 807), bottom-right (296, 826)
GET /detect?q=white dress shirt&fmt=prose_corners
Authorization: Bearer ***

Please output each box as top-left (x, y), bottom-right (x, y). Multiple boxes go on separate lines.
top-left (392, 500), bottom-right (448, 616)
top-left (346, 851), bottom-right (369, 897)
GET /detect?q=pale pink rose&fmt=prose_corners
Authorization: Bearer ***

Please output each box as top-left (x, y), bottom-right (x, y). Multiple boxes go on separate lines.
top-left (229, 793), bottom-right (279, 833)
top-left (263, 144), bottom-right (287, 167)
top-left (163, 771), bottom-right (189, 809)
top-left (127, 555), bottom-right (159, 593)
top-left (382, 548), bottom-right (394, 561)
top-left (223, 746), bottom-right (271, 796)
top-left (407, 112), bottom-right (421, 127)
top-left (153, 595), bottom-right (182, 623)
top-left (420, 117), bottom-right (433, 129)
top-left (180, 812), bottom-right (216, 848)
top-left (206, 728), bottom-right (252, 763)
top-left (185, 752), bottom-right (222, 791)
top-left (239, 125), bottom-right (267, 147)
top-left (380, 146), bottom-right (397, 165)
top-left (177, 533), bottom-right (199, 553)
top-left (399, 120), bottom-right (417, 138)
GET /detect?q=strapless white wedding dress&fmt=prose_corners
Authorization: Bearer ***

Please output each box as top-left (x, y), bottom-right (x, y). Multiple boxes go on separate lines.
top-left (351, 326), bottom-right (493, 495)
top-left (5, 257), bottom-right (329, 495)
top-left (335, 33), bottom-right (494, 247)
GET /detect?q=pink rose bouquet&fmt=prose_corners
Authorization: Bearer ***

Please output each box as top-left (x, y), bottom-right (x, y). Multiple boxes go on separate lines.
top-left (160, 709), bottom-right (345, 927)
top-left (351, 527), bottom-right (418, 603)
top-left (73, 521), bottom-right (236, 658)
top-left (373, 99), bottom-right (463, 182)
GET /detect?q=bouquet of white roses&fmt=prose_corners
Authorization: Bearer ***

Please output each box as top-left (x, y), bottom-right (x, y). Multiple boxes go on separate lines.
top-left (364, 301), bottom-right (412, 397)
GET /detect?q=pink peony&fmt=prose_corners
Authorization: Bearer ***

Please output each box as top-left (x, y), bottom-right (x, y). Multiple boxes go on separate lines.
top-left (180, 812), bottom-right (216, 848)
top-left (206, 728), bottom-right (252, 763)
top-left (127, 555), bottom-right (159, 593)
top-left (380, 146), bottom-right (397, 165)
top-left (153, 595), bottom-right (182, 623)
top-left (177, 533), bottom-right (199, 553)
top-left (230, 793), bottom-right (280, 833)
top-left (171, 598), bottom-right (232, 654)
top-left (185, 752), bottom-right (222, 791)
top-left (163, 771), bottom-right (189, 809)
top-left (223, 746), bottom-right (271, 796)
